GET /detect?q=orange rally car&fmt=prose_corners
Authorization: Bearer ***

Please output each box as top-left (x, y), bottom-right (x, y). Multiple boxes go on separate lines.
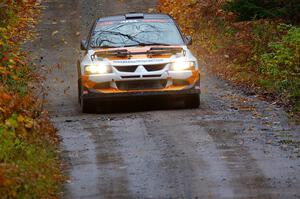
top-left (78, 13), bottom-right (200, 113)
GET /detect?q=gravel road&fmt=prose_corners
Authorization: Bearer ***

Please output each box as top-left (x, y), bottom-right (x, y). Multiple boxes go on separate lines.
top-left (28, 0), bottom-right (300, 198)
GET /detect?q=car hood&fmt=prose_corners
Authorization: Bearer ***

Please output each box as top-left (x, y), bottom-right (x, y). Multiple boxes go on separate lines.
top-left (81, 45), bottom-right (197, 68)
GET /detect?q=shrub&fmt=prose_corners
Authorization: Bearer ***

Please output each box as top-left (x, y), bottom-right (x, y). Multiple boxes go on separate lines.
top-left (223, 0), bottom-right (300, 24)
top-left (0, 1), bottom-right (63, 198)
top-left (258, 26), bottom-right (300, 104)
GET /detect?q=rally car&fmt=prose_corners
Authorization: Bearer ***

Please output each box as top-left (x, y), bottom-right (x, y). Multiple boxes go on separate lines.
top-left (78, 13), bottom-right (200, 113)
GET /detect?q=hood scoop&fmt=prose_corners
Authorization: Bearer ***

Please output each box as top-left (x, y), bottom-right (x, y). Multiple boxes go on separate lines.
top-left (91, 47), bottom-right (185, 60)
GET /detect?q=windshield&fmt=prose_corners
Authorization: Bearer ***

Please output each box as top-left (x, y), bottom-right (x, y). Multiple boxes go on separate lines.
top-left (90, 20), bottom-right (184, 48)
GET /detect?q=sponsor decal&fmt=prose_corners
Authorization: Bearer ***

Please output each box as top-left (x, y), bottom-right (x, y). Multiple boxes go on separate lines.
top-left (142, 19), bottom-right (168, 23)
top-left (96, 21), bottom-right (114, 27)
top-left (112, 59), bottom-right (167, 65)
top-left (120, 20), bottom-right (138, 23)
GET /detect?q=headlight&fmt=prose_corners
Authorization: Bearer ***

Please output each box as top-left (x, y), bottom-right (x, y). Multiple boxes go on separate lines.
top-left (170, 61), bottom-right (196, 71)
top-left (84, 63), bottom-right (112, 75)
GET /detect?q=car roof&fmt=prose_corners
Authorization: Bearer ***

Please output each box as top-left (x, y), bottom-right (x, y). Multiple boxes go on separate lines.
top-left (97, 13), bottom-right (173, 22)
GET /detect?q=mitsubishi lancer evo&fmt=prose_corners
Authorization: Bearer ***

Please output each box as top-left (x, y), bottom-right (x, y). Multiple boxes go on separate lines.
top-left (78, 13), bottom-right (200, 113)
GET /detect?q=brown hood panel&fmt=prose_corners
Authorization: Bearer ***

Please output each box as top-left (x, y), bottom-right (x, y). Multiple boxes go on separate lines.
top-left (93, 46), bottom-right (183, 60)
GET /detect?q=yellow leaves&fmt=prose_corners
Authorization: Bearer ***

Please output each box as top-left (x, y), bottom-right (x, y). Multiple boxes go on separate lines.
top-left (4, 113), bottom-right (33, 131)
top-left (8, 58), bottom-right (15, 65)
top-left (0, 107), bottom-right (5, 114)
top-left (61, 37), bottom-right (68, 45)
top-left (0, 1), bottom-right (63, 198)
top-left (148, 8), bottom-right (156, 13)
top-left (24, 117), bottom-right (34, 129)
top-left (17, 114), bottom-right (25, 123)
top-left (11, 75), bottom-right (20, 81)
top-left (51, 30), bottom-right (59, 36)
top-left (5, 116), bottom-right (18, 129)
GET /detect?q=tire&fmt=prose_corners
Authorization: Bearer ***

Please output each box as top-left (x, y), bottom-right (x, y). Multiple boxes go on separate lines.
top-left (81, 98), bottom-right (94, 113)
top-left (78, 82), bottom-right (94, 113)
top-left (185, 94), bottom-right (200, 109)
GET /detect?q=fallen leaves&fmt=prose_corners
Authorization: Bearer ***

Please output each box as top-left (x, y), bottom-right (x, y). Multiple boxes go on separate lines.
top-left (0, 0), bottom-right (63, 198)
top-left (158, 0), bottom-right (299, 116)
top-left (51, 30), bottom-right (59, 36)
top-left (0, 92), bottom-right (12, 101)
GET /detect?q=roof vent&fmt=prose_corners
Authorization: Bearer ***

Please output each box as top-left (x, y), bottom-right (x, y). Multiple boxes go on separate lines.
top-left (125, 12), bottom-right (144, 19)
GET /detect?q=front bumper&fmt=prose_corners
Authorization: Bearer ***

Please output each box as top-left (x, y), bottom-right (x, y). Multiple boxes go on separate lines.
top-left (81, 68), bottom-right (200, 101)
top-left (82, 84), bottom-right (200, 101)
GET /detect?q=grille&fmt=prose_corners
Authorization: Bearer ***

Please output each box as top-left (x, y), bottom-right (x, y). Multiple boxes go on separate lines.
top-left (114, 64), bottom-right (166, 72)
top-left (116, 80), bottom-right (167, 91)
top-left (121, 75), bottom-right (140, 79)
top-left (144, 64), bottom-right (166, 71)
top-left (114, 65), bottom-right (138, 72)
top-left (142, 74), bottom-right (161, 78)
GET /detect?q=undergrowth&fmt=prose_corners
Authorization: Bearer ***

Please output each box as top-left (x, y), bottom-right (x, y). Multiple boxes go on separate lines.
top-left (257, 26), bottom-right (300, 110)
top-left (0, 0), bottom-right (63, 198)
top-left (158, 0), bottom-right (300, 115)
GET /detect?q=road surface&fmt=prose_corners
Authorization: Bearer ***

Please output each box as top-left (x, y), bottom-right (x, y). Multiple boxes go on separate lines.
top-left (28, 0), bottom-right (300, 198)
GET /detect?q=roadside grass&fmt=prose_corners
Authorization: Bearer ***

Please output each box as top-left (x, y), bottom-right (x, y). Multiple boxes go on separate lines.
top-left (0, 1), bottom-right (63, 198)
top-left (158, 0), bottom-right (300, 116)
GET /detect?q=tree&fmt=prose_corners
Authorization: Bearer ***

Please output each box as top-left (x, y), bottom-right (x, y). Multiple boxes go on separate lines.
top-left (223, 0), bottom-right (300, 24)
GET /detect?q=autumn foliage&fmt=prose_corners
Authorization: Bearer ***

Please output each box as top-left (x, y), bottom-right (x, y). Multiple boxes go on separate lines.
top-left (158, 0), bottom-right (300, 115)
top-left (0, 0), bottom-right (63, 198)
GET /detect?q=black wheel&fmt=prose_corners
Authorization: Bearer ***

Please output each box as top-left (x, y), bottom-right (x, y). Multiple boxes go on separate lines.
top-left (184, 94), bottom-right (200, 109)
top-left (78, 83), bottom-right (93, 113)
top-left (81, 97), bottom-right (94, 113)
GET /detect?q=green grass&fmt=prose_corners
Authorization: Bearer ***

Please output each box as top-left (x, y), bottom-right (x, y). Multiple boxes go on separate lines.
top-left (0, 113), bottom-right (62, 199)
top-left (0, 1), bottom-right (63, 198)
top-left (256, 26), bottom-right (300, 104)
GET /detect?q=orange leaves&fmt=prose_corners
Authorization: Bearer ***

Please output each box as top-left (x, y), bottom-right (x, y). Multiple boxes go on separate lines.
top-left (3, 0), bottom-right (38, 42)
top-left (0, 91), bottom-right (12, 100)
top-left (0, 0), bottom-right (37, 73)
top-left (0, 1), bottom-right (63, 198)
top-left (0, 84), bottom-right (58, 143)
top-left (158, 0), bottom-right (300, 113)
top-left (0, 0), bottom-right (47, 137)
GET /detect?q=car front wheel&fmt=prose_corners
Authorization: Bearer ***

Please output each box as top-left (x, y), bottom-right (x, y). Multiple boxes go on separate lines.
top-left (78, 82), bottom-right (94, 113)
top-left (184, 94), bottom-right (200, 109)
top-left (81, 97), bottom-right (94, 113)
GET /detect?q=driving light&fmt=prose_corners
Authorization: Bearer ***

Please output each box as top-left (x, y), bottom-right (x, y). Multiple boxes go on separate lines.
top-left (170, 61), bottom-right (195, 71)
top-left (84, 64), bottom-right (112, 75)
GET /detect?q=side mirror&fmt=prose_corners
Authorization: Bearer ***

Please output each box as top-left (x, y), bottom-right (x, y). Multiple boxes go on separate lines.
top-left (185, 36), bottom-right (193, 45)
top-left (80, 40), bottom-right (88, 50)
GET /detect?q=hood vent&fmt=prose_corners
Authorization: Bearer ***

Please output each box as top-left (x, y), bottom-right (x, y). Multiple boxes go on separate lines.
top-left (125, 13), bottom-right (144, 19)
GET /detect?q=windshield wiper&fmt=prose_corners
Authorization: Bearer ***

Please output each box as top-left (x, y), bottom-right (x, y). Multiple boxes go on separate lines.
top-left (123, 42), bottom-right (171, 47)
top-left (98, 45), bottom-right (119, 49)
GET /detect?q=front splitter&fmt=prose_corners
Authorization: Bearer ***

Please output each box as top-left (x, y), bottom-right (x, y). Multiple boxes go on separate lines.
top-left (82, 87), bottom-right (200, 102)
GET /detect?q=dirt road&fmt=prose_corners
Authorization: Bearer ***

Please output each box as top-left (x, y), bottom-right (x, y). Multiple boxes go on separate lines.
top-left (28, 0), bottom-right (300, 198)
